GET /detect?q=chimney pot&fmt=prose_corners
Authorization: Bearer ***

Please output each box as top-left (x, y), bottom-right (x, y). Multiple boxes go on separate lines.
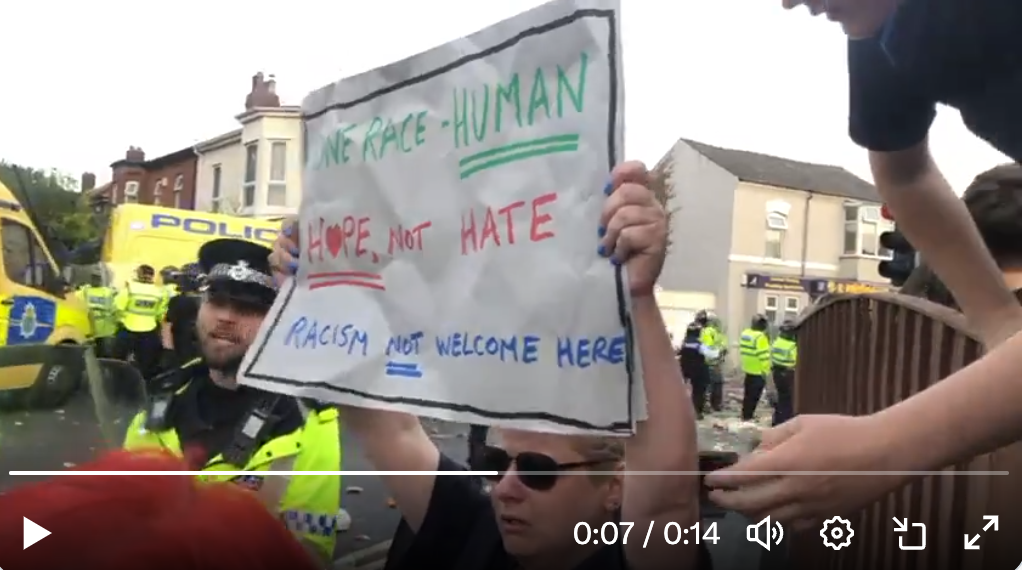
top-left (125, 147), bottom-right (145, 162)
top-left (81, 172), bottom-right (96, 191)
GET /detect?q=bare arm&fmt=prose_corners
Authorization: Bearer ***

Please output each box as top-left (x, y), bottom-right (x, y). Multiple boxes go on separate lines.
top-left (872, 325), bottom-right (1022, 472)
top-left (870, 144), bottom-right (1022, 344)
top-left (340, 408), bottom-right (440, 530)
top-left (161, 322), bottom-right (173, 349)
top-left (623, 297), bottom-right (700, 570)
top-left (869, 143), bottom-right (1022, 470)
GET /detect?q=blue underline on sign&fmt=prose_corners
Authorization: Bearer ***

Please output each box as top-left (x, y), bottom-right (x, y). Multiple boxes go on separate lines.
top-left (385, 361), bottom-right (423, 378)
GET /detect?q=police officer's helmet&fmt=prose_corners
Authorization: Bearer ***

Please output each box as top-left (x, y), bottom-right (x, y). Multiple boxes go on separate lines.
top-left (137, 264), bottom-right (155, 279)
top-left (751, 314), bottom-right (769, 331)
top-left (178, 262), bottom-right (204, 292)
top-left (779, 320), bottom-right (797, 336)
top-left (159, 265), bottom-right (178, 279)
top-left (695, 310), bottom-right (708, 325)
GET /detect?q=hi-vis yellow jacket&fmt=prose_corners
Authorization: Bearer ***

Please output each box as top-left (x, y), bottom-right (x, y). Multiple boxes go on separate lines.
top-left (123, 367), bottom-right (342, 562)
top-left (738, 328), bottom-right (771, 375)
top-left (114, 281), bottom-right (167, 332)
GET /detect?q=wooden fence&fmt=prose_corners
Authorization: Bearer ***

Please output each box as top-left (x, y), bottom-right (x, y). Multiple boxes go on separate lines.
top-left (790, 292), bottom-right (1022, 570)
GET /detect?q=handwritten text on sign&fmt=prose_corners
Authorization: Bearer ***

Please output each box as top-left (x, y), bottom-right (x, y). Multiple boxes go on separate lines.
top-left (239, 0), bottom-right (639, 435)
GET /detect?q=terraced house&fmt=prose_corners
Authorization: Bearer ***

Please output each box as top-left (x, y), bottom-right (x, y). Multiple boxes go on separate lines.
top-left (654, 139), bottom-right (893, 340)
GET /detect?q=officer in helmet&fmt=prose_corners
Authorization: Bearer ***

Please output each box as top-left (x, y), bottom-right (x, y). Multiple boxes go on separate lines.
top-left (737, 314), bottom-right (771, 422)
top-left (112, 264), bottom-right (167, 380)
top-left (680, 310), bottom-right (715, 419)
top-left (123, 239), bottom-right (343, 563)
top-left (703, 311), bottom-right (728, 413)
top-left (160, 262), bottom-right (204, 370)
top-left (770, 320), bottom-right (799, 426)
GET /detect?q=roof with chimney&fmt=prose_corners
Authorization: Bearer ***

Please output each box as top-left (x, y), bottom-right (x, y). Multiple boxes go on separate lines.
top-left (109, 145), bottom-right (194, 171)
top-left (681, 139), bottom-right (880, 202)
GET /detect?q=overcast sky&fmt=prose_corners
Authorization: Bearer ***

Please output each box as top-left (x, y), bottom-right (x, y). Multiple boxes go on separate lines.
top-left (0, 0), bottom-right (1008, 193)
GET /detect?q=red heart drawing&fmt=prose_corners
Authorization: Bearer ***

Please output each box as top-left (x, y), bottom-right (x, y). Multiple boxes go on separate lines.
top-left (325, 224), bottom-right (344, 258)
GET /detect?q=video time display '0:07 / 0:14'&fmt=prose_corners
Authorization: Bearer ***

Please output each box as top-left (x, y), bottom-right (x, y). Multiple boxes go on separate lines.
top-left (574, 521), bottom-right (720, 546)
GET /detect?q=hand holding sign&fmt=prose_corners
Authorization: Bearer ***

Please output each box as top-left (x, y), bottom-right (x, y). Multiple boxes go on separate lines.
top-left (599, 162), bottom-right (667, 298)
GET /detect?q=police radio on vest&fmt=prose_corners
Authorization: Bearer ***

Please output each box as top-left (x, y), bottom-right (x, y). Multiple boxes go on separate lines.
top-left (150, 213), bottom-right (278, 244)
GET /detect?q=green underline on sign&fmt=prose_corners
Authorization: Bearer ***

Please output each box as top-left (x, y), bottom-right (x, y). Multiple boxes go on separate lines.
top-left (459, 134), bottom-right (580, 179)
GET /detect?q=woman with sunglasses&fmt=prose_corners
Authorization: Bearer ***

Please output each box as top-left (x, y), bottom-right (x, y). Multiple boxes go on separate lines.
top-left (269, 161), bottom-right (707, 570)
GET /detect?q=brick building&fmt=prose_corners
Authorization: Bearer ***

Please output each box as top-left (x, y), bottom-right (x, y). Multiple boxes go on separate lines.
top-left (85, 145), bottom-right (198, 210)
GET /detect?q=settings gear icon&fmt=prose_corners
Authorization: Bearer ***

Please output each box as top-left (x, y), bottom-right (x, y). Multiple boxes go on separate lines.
top-left (820, 516), bottom-right (854, 550)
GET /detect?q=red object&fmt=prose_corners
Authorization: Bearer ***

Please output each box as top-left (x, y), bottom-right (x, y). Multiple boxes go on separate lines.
top-left (0, 450), bottom-right (319, 570)
top-left (881, 204), bottom-right (894, 221)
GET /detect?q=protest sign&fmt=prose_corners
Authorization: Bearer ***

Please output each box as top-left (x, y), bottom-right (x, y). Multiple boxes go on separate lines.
top-left (238, 0), bottom-right (642, 435)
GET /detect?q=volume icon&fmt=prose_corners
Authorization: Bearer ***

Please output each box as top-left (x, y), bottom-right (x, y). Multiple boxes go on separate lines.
top-left (746, 516), bottom-right (784, 551)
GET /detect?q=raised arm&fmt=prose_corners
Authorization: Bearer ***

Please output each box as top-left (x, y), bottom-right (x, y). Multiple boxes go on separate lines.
top-left (601, 162), bottom-right (700, 570)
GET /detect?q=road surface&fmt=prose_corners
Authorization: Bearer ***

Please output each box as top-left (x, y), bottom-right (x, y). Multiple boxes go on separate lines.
top-left (0, 389), bottom-right (472, 560)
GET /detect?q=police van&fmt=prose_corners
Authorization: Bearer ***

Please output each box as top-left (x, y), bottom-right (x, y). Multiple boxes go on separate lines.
top-left (0, 180), bottom-right (92, 408)
top-left (98, 205), bottom-right (280, 289)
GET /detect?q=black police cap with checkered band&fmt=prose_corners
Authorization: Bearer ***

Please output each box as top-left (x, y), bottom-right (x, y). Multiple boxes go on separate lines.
top-left (197, 238), bottom-right (277, 308)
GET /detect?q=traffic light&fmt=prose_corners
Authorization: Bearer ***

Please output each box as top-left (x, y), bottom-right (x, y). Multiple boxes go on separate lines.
top-left (877, 205), bottom-right (917, 287)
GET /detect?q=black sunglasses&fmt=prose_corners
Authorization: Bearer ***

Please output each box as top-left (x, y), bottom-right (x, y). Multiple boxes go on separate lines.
top-left (474, 446), bottom-right (609, 491)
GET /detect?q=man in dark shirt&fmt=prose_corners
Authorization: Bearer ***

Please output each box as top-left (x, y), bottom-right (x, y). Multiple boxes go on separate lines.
top-left (707, 0), bottom-right (1022, 528)
top-left (838, 0), bottom-right (1022, 346)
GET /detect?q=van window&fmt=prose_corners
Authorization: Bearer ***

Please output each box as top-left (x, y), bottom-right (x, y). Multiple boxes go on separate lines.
top-left (2, 219), bottom-right (57, 291)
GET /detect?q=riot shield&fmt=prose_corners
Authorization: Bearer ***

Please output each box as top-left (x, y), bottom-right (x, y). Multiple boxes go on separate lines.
top-left (0, 344), bottom-right (147, 492)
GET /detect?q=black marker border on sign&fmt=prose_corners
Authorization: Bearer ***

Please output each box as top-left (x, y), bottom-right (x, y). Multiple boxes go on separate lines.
top-left (244, 7), bottom-right (629, 433)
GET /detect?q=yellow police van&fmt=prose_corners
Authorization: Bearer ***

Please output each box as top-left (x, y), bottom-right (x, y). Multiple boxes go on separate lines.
top-left (0, 180), bottom-right (92, 408)
top-left (98, 205), bottom-right (279, 289)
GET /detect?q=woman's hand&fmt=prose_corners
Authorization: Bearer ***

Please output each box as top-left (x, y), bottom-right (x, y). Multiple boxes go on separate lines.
top-left (268, 216), bottom-right (300, 286)
top-left (600, 161), bottom-right (668, 297)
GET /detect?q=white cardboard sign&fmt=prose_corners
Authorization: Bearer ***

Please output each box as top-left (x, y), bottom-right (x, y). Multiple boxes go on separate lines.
top-left (238, 0), bottom-right (643, 434)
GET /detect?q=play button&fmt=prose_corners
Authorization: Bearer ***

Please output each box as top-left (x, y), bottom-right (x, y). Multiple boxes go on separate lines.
top-left (23, 517), bottom-right (50, 550)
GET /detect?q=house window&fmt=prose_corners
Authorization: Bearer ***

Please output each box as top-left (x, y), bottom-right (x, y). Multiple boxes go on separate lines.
top-left (152, 179), bottom-right (165, 206)
top-left (268, 141), bottom-right (287, 206)
top-left (765, 212), bottom-right (787, 259)
top-left (764, 294), bottom-right (779, 325)
top-left (243, 143), bottom-right (258, 207)
top-left (211, 164), bottom-right (222, 213)
top-left (844, 204), bottom-right (893, 257)
top-left (173, 174), bottom-right (184, 208)
top-left (1, 219), bottom-right (57, 292)
top-left (783, 296), bottom-right (800, 323)
top-left (123, 181), bottom-right (139, 204)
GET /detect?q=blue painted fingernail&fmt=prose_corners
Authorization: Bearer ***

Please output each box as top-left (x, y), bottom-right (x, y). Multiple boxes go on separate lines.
top-left (603, 178), bottom-right (614, 195)
top-left (597, 244), bottom-right (607, 257)
top-left (610, 256), bottom-right (621, 266)
top-left (283, 225), bottom-right (292, 237)
top-left (597, 226), bottom-right (606, 238)
top-left (287, 260), bottom-right (299, 274)
top-left (289, 246), bottom-right (300, 257)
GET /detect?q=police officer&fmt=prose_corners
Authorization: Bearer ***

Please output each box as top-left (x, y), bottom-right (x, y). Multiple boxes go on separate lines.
top-left (160, 263), bottom-right (203, 370)
top-left (76, 268), bottom-right (118, 358)
top-left (738, 314), bottom-right (771, 422)
top-left (770, 320), bottom-right (798, 426)
top-left (159, 265), bottom-right (180, 298)
top-left (123, 239), bottom-right (342, 564)
top-left (112, 264), bottom-right (167, 380)
top-left (680, 310), bottom-right (712, 419)
top-left (703, 313), bottom-right (728, 413)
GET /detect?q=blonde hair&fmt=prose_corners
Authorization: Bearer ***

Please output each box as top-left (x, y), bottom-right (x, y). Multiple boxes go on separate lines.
top-left (571, 436), bottom-right (625, 483)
